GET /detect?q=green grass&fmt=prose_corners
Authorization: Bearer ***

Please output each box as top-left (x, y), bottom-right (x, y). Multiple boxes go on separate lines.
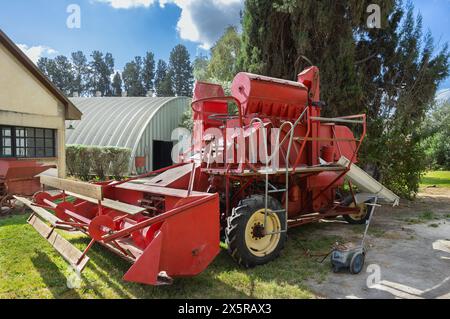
top-left (420, 171), bottom-right (450, 188)
top-left (0, 214), bottom-right (340, 299)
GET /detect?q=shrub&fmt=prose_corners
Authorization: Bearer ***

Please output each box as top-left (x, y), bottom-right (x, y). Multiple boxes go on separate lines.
top-left (66, 145), bottom-right (131, 181)
top-left (66, 144), bottom-right (92, 181)
top-left (90, 146), bottom-right (111, 180)
top-left (66, 145), bottom-right (77, 176)
top-left (108, 147), bottom-right (131, 179)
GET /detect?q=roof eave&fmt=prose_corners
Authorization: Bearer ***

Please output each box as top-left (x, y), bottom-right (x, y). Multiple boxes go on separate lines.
top-left (0, 28), bottom-right (83, 121)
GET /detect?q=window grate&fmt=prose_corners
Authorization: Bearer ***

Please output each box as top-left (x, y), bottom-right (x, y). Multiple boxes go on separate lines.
top-left (0, 125), bottom-right (56, 158)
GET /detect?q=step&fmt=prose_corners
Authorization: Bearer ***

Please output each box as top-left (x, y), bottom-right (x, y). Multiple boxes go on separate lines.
top-left (268, 189), bottom-right (287, 194)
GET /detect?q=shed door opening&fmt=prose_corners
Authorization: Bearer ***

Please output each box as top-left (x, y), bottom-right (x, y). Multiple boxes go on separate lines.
top-left (153, 140), bottom-right (174, 171)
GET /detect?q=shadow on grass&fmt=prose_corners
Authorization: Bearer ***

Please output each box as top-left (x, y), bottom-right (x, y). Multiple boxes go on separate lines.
top-left (9, 211), bottom-right (344, 298)
top-left (30, 251), bottom-right (81, 299)
top-left (67, 236), bottom-right (249, 299)
top-left (0, 213), bottom-right (30, 226)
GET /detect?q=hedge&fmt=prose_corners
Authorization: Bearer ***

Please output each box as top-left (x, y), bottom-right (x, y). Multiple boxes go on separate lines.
top-left (66, 145), bottom-right (131, 181)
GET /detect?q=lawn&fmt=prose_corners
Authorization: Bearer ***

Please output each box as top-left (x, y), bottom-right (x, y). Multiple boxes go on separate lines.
top-left (420, 171), bottom-right (450, 188)
top-left (0, 213), bottom-right (340, 299)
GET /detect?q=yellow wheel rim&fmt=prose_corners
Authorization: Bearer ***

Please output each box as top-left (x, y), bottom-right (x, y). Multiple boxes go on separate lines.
top-left (244, 209), bottom-right (281, 257)
top-left (349, 202), bottom-right (368, 220)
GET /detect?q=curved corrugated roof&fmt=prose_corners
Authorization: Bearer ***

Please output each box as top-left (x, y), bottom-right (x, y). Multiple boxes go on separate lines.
top-left (66, 97), bottom-right (185, 155)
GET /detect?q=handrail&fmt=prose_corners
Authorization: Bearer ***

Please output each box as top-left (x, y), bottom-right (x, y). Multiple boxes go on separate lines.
top-left (249, 107), bottom-right (309, 231)
top-left (292, 107), bottom-right (311, 168)
top-left (191, 96), bottom-right (244, 127)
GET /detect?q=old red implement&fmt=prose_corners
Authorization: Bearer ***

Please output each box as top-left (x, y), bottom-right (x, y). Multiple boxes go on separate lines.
top-left (0, 160), bottom-right (53, 214)
top-left (19, 66), bottom-right (398, 285)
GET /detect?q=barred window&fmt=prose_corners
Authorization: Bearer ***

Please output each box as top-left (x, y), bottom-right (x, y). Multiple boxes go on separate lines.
top-left (0, 126), bottom-right (56, 158)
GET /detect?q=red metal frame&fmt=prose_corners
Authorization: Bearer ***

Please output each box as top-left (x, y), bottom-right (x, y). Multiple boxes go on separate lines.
top-left (23, 66), bottom-right (370, 286)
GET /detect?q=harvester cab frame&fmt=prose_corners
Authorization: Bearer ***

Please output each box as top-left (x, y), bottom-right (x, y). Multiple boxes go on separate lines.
top-left (15, 66), bottom-right (399, 285)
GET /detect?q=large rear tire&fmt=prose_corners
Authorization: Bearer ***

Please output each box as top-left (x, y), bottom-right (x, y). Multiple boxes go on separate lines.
top-left (225, 195), bottom-right (287, 268)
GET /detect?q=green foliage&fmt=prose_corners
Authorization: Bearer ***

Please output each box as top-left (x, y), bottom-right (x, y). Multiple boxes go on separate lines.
top-left (422, 102), bottom-right (450, 169)
top-left (155, 59), bottom-right (174, 97)
top-left (239, 0), bottom-right (450, 198)
top-left (65, 145), bottom-right (92, 181)
top-left (71, 51), bottom-right (89, 95)
top-left (193, 55), bottom-right (210, 82)
top-left (420, 171), bottom-right (450, 188)
top-left (38, 50), bottom-right (114, 97)
top-left (108, 147), bottom-right (132, 179)
top-left (122, 57), bottom-right (146, 97)
top-left (66, 145), bottom-right (130, 181)
top-left (90, 147), bottom-right (110, 180)
top-left (180, 107), bottom-right (194, 131)
top-left (89, 51), bottom-right (115, 96)
top-left (169, 44), bottom-right (194, 97)
top-left (65, 145), bottom-right (78, 176)
top-left (112, 72), bottom-right (123, 97)
top-left (142, 52), bottom-right (156, 94)
top-left (38, 56), bottom-right (75, 96)
top-left (208, 26), bottom-right (242, 82)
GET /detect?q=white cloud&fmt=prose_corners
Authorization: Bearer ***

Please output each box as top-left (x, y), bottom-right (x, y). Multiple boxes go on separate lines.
top-left (17, 44), bottom-right (58, 64)
top-left (96, 0), bottom-right (244, 49)
top-left (96, 0), bottom-right (157, 9)
top-left (436, 88), bottom-right (450, 104)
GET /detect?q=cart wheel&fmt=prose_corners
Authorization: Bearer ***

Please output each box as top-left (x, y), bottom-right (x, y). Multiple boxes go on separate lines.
top-left (342, 197), bottom-right (374, 225)
top-left (225, 195), bottom-right (287, 268)
top-left (349, 252), bottom-right (365, 274)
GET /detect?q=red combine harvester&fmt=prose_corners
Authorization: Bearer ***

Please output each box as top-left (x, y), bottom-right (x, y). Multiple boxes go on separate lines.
top-left (17, 66), bottom-right (398, 285)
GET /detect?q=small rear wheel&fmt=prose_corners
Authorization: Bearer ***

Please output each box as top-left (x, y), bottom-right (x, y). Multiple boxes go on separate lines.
top-left (225, 195), bottom-right (287, 268)
top-left (349, 252), bottom-right (365, 274)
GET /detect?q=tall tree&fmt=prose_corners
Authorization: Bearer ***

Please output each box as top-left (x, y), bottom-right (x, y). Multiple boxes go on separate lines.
top-left (89, 51), bottom-right (115, 96)
top-left (142, 52), bottom-right (156, 95)
top-left (122, 57), bottom-right (145, 97)
top-left (239, 0), bottom-right (449, 197)
top-left (169, 44), bottom-right (193, 96)
top-left (155, 59), bottom-right (174, 97)
top-left (38, 55), bottom-right (74, 95)
top-left (71, 51), bottom-right (88, 96)
top-left (37, 57), bottom-right (52, 78)
top-left (112, 72), bottom-right (123, 97)
top-left (193, 54), bottom-right (210, 82)
top-left (208, 26), bottom-right (241, 81)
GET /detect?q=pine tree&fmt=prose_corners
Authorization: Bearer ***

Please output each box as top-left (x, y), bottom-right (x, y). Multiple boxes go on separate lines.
top-left (122, 57), bottom-right (145, 97)
top-left (37, 55), bottom-right (74, 95)
top-left (37, 57), bottom-right (52, 78)
top-left (142, 52), bottom-right (155, 95)
top-left (112, 72), bottom-right (123, 97)
top-left (169, 44), bottom-right (193, 96)
top-left (155, 59), bottom-right (174, 97)
top-left (89, 51), bottom-right (114, 96)
top-left (71, 51), bottom-right (88, 96)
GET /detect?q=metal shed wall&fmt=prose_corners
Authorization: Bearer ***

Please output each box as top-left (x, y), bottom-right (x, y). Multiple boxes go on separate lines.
top-left (66, 97), bottom-right (190, 173)
top-left (135, 97), bottom-right (190, 172)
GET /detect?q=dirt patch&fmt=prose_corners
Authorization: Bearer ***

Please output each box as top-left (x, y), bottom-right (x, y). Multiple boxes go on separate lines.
top-left (306, 187), bottom-right (450, 299)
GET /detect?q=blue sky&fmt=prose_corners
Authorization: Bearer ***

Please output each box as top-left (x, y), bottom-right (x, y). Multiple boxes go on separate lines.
top-left (0, 0), bottom-right (449, 88)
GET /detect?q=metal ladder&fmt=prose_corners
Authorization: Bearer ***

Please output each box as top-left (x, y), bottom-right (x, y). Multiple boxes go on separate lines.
top-left (250, 107), bottom-right (309, 235)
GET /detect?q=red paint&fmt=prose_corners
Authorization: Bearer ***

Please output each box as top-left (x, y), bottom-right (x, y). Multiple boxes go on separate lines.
top-left (27, 66), bottom-right (368, 286)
